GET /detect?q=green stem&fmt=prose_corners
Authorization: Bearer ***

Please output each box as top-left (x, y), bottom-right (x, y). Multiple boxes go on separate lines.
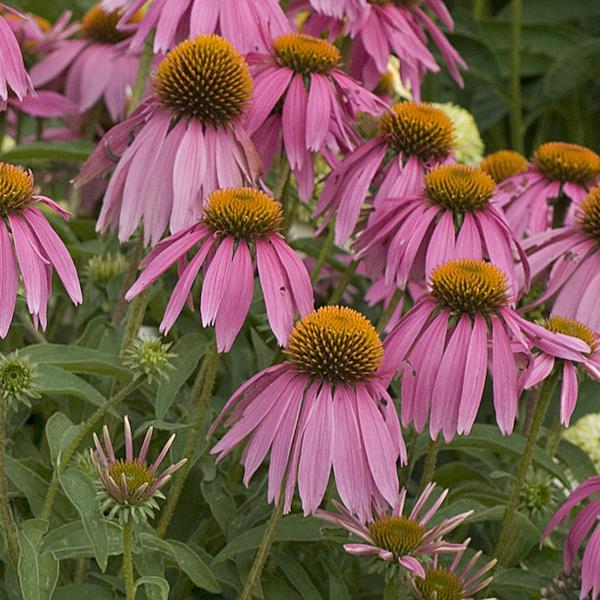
top-left (310, 222), bottom-right (335, 285)
top-left (328, 260), bottom-right (359, 306)
top-left (0, 112), bottom-right (6, 152)
top-left (112, 236), bottom-right (146, 328)
top-left (376, 289), bottom-right (403, 335)
top-left (128, 32), bottom-right (154, 116)
top-left (419, 438), bottom-right (441, 490)
top-left (39, 377), bottom-right (143, 522)
top-left (551, 192), bottom-right (570, 229)
top-left (18, 307), bottom-right (48, 344)
top-left (15, 111), bottom-right (24, 146)
top-left (122, 517), bottom-right (136, 600)
top-left (495, 369), bottom-right (559, 565)
top-left (545, 412), bottom-right (563, 457)
top-left (239, 501), bottom-right (283, 600)
top-left (473, 0), bottom-right (487, 20)
top-left (0, 400), bottom-right (19, 567)
top-left (382, 574), bottom-right (401, 600)
top-left (156, 344), bottom-right (219, 537)
top-left (509, 0), bottom-right (524, 153)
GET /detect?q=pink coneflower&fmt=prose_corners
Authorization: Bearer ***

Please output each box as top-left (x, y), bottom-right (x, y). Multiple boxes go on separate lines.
top-left (316, 484), bottom-right (471, 578)
top-left (126, 188), bottom-right (313, 352)
top-left (76, 35), bottom-right (261, 245)
top-left (91, 416), bottom-right (186, 522)
top-left (0, 4), bottom-right (34, 107)
top-left (383, 258), bottom-right (587, 441)
top-left (304, 0), bottom-right (365, 20)
top-left (210, 306), bottom-right (407, 520)
top-left (520, 316), bottom-right (600, 427)
top-left (502, 142), bottom-right (600, 237)
top-left (479, 149), bottom-right (529, 207)
top-left (522, 185), bottom-right (600, 330)
top-left (245, 32), bottom-right (386, 202)
top-left (541, 476), bottom-right (600, 600)
top-left (29, 4), bottom-right (149, 122)
top-left (119, 0), bottom-right (289, 55)
top-left (315, 101), bottom-right (455, 244)
top-left (409, 542), bottom-right (497, 599)
top-left (0, 162), bottom-right (82, 336)
top-left (356, 165), bottom-right (529, 297)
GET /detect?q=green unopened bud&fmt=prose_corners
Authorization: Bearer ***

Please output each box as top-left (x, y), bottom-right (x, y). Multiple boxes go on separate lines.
top-left (0, 353), bottom-right (40, 411)
top-left (86, 253), bottom-right (127, 284)
top-left (124, 339), bottom-right (176, 384)
top-left (521, 471), bottom-right (553, 515)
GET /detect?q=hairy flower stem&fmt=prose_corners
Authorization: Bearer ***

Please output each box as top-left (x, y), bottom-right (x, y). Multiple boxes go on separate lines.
top-left (419, 438), bottom-right (441, 490)
top-left (156, 343), bottom-right (219, 537)
top-left (551, 193), bottom-right (569, 229)
top-left (376, 289), bottom-right (403, 335)
top-left (310, 222), bottom-right (335, 284)
top-left (328, 260), bottom-right (359, 306)
top-left (240, 501), bottom-right (283, 600)
top-left (495, 369), bottom-right (559, 565)
top-left (40, 377), bottom-right (143, 522)
top-left (473, 0), bottom-right (487, 19)
top-left (122, 516), bottom-right (136, 600)
top-left (383, 574), bottom-right (401, 600)
top-left (128, 32), bottom-right (155, 116)
top-left (0, 400), bottom-right (19, 567)
top-left (510, 0), bottom-right (524, 153)
top-left (112, 236), bottom-right (146, 327)
top-left (545, 412), bottom-right (563, 457)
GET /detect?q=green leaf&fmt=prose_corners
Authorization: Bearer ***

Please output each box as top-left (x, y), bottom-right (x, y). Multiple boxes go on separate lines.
top-left (45, 413), bottom-right (79, 467)
top-left (155, 333), bottom-right (206, 419)
top-left (36, 365), bottom-right (106, 408)
top-left (42, 520), bottom-right (122, 560)
top-left (139, 534), bottom-right (221, 593)
top-left (1, 141), bottom-right (94, 163)
top-left (251, 329), bottom-right (275, 371)
top-left (60, 469), bottom-right (109, 571)
top-left (6, 456), bottom-right (49, 516)
top-left (53, 585), bottom-right (113, 600)
top-left (270, 548), bottom-right (323, 600)
top-left (556, 439), bottom-right (598, 482)
top-left (17, 519), bottom-right (59, 600)
top-left (133, 576), bottom-right (169, 600)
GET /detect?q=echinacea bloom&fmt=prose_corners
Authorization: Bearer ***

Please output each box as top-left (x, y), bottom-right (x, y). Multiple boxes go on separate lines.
top-left (245, 32), bottom-right (386, 201)
top-left (0, 162), bottom-right (82, 336)
top-left (315, 101), bottom-right (455, 244)
top-left (126, 188), bottom-right (313, 352)
top-left (523, 185), bottom-right (600, 330)
top-left (520, 316), bottom-right (600, 427)
top-left (77, 35), bottom-right (261, 245)
top-left (479, 149), bottom-right (529, 207)
top-left (0, 4), bottom-right (34, 106)
top-left (383, 258), bottom-right (587, 441)
top-left (502, 142), bottom-right (600, 237)
top-left (91, 416), bottom-right (186, 523)
top-left (541, 476), bottom-right (600, 600)
top-left (210, 306), bottom-right (407, 519)
top-left (29, 4), bottom-right (148, 122)
top-left (409, 542), bottom-right (497, 600)
top-left (120, 0), bottom-right (289, 54)
top-left (316, 484), bottom-right (471, 578)
top-left (356, 165), bottom-right (529, 297)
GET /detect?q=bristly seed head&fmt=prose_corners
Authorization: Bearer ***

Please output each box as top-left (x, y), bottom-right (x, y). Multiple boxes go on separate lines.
top-left (203, 188), bottom-right (283, 240)
top-left (107, 459), bottom-right (157, 498)
top-left (81, 4), bottom-right (135, 44)
top-left (580, 185), bottom-right (600, 241)
top-left (379, 102), bottom-right (455, 160)
top-left (273, 33), bottom-right (341, 75)
top-left (425, 165), bottom-right (495, 212)
top-left (0, 163), bottom-right (34, 216)
top-left (154, 35), bottom-right (253, 126)
top-left (532, 142), bottom-right (600, 184)
top-left (544, 316), bottom-right (596, 353)
top-left (480, 150), bottom-right (529, 183)
top-left (430, 259), bottom-right (509, 315)
top-left (285, 306), bottom-right (383, 384)
top-left (368, 516), bottom-right (425, 556)
top-left (415, 568), bottom-right (466, 600)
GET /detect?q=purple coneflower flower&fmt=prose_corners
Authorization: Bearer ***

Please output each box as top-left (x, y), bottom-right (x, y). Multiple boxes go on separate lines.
top-left (523, 185), bottom-right (600, 330)
top-left (0, 4), bottom-right (34, 107)
top-left (119, 0), bottom-right (289, 55)
top-left (502, 142), bottom-right (600, 237)
top-left (126, 188), bottom-right (313, 352)
top-left (77, 35), bottom-right (261, 245)
top-left (542, 475), bottom-right (600, 600)
top-left (245, 31), bottom-right (386, 202)
top-left (356, 164), bottom-right (529, 297)
top-left (409, 541), bottom-right (497, 599)
top-left (91, 416), bottom-right (186, 522)
top-left (317, 483), bottom-right (471, 578)
top-left (479, 149), bottom-right (529, 207)
top-left (520, 316), bottom-right (600, 427)
top-left (29, 4), bottom-right (149, 122)
top-left (315, 101), bottom-right (455, 244)
top-left (384, 258), bottom-right (587, 441)
top-left (210, 306), bottom-right (407, 520)
top-left (0, 162), bottom-right (82, 336)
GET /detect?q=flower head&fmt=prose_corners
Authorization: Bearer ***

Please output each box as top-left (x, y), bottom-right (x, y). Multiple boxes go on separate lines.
top-left (0, 162), bottom-right (82, 336)
top-left (91, 416), bottom-right (186, 523)
top-left (124, 338), bottom-right (176, 383)
top-left (126, 187), bottom-right (312, 351)
top-left (210, 306), bottom-right (407, 519)
top-left (480, 150), bottom-right (528, 184)
top-left (317, 484), bottom-right (471, 578)
top-left (0, 352), bottom-right (40, 411)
